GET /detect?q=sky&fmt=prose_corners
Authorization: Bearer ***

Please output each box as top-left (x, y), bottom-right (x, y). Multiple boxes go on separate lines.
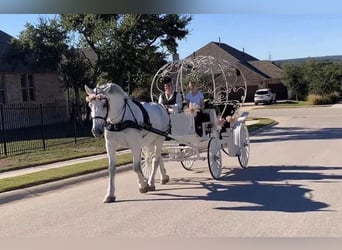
top-left (0, 11), bottom-right (342, 61)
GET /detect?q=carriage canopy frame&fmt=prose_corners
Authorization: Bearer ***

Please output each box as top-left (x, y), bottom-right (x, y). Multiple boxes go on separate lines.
top-left (150, 55), bottom-right (248, 105)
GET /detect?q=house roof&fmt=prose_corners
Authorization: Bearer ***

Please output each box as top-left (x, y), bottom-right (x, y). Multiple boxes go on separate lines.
top-left (0, 30), bottom-right (13, 70)
top-left (0, 30), bottom-right (38, 72)
top-left (248, 60), bottom-right (284, 79)
top-left (187, 41), bottom-right (284, 81)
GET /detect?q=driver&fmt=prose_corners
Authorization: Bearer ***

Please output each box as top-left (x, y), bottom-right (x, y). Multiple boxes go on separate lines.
top-left (158, 76), bottom-right (182, 113)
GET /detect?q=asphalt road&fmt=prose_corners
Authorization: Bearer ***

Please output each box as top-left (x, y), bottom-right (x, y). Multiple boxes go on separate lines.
top-left (1, 104), bottom-right (342, 237)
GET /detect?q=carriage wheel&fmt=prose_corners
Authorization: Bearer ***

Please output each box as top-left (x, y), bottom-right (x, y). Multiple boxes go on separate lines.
top-left (238, 123), bottom-right (250, 169)
top-left (180, 148), bottom-right (195, 170)
top-left (207, 137), bottom-right (222, 179)
top-left (141, 150), bottom-right (153, 179)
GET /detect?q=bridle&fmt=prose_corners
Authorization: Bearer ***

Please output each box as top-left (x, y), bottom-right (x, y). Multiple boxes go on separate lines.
top-left (87, 93), bottom-right (130, 125)
top-left (87, 94), bottom-right (110, 122)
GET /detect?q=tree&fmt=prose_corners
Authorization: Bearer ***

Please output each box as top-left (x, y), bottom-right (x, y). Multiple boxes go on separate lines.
top-left (57, 48), bottom-right (93, 123)
top-left (6, 14), bottom-right (192, 120)
top-left (304, 60), bottom-right (341, 96)
top-left (60, 14), bottom-right (192, 92)
top-left (282, 63), bottom-right (308, 100)
top-left (6, 16), bottom-right (68, 72)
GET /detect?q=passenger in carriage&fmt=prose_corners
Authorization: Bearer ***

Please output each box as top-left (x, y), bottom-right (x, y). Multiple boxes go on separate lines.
top-left (158, 76), bottom-right (183, 113)
top-left (185, 80), bottom-right (204, 110)
top-left (185, 80), bottom-right (206, 136)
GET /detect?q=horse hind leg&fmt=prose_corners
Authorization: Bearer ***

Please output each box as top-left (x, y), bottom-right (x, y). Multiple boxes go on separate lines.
top-left (145, 146), bottom-right (157, 191)
top-left (159, 159), bottom-right (169, 184)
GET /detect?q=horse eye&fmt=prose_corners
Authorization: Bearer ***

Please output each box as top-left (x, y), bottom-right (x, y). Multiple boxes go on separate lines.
top-left (103, 102), bottom-right (108, 108)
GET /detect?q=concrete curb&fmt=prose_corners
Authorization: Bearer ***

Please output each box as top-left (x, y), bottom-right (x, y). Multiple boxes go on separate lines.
top-left (0, 164), bottom-right (132, 205)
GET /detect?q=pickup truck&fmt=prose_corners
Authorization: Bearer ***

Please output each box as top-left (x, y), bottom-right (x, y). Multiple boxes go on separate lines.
top-left (254, 88), bottom-right (276, 105)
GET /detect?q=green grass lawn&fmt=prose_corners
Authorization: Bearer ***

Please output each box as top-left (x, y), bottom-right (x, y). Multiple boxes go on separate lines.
top-left (0, 137), bottom-right (107, 173)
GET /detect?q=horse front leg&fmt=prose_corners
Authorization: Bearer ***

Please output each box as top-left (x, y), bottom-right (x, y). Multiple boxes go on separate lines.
top-left (131, 147), bottom-right (149, 193)
top-left (155, 139), bottom-right (169, 185)
top-left (104, 142), bottom-right (117, 203)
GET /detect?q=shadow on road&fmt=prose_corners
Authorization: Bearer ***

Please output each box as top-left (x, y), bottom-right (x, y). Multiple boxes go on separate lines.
top-left (251, 126), bottom-right (342, 143)
top-left (125, 164), bottom-right (342, 213)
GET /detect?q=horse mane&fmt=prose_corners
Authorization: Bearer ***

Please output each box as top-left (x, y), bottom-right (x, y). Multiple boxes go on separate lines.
top-left (98, 83), bottom-right (129, 97)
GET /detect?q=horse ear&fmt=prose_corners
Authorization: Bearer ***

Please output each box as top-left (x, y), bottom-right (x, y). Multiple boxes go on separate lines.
top-left (84, 85), bottom-right (94, 95)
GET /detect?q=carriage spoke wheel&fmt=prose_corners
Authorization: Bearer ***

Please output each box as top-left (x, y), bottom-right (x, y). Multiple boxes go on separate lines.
top-left (180, 148), bottom-right (195, 170)
top-left (141, 150), bottom-right (153, 179)
top-left (207, 137), bottom-right (222, 179)
top-left (238, 123), bottom-right (250, 169)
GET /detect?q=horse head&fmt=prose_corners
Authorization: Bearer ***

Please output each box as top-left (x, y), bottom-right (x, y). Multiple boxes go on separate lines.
top-left (85, 84), bottom-right (111, 137)
top-left (85, 83), bottom-right (128, 137)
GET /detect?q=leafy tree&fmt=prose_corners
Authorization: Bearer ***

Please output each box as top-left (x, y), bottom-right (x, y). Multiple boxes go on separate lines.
top-left (303, 60), bottom-right (341, 96)
top-left (60, 14), bottom-right (192, 93)
top-left (6, 16), bottom-right (68, 72)
top-left (57, 48), bottom-right (93, 122)
top-left (282, 63), bottom-right (308, 100)
top-left (5, 14), bottom-right (192, 120)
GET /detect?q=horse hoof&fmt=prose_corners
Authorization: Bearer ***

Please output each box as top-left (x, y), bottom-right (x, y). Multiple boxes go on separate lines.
top-left (103, 196), bottom-right (116, 203)
top-left (161, 175), bottom-right (170, 184)
top-left (139, 186), bottom-right (149, 193)
top-left (148, 185), bottom-right (156, 191)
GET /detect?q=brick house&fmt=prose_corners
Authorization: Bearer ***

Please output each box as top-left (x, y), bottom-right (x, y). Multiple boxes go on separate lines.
top-left (0, 30), bottom-right (69, 129)
top-left (187, 42), bottom-right (288, 102)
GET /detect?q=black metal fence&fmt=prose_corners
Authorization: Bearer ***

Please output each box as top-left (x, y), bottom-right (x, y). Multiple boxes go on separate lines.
top-left (0, 103), bottom-right (92, 157)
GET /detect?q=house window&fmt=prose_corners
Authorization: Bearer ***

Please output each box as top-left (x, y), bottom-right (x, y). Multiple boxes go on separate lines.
top-left (236, 69), bottom-right (241, 76)
top-left (0, 75), bottom-right (5, 104)
top-left (21, 74), bottom-right (35, 102)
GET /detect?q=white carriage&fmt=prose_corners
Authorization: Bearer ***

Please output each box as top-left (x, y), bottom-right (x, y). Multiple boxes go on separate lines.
top-left (144, 55), bottom-right (250, 179)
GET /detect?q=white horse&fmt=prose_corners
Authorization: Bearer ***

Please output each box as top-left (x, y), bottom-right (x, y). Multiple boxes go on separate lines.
top-left (85, 83), bottom-right (170, 203)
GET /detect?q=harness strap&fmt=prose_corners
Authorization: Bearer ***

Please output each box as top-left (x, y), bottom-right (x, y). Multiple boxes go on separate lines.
top-left (106, 99), bottom-right (152, 132)
top-left (131, 99), bottom-right (151, 128)
top-left (106, 119), bottom-right (171, 140)
top-left (106, 120), bottom-right (142, 131)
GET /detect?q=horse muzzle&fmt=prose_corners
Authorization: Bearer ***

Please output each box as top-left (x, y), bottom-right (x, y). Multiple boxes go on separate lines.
top-left (92, 127), bottom-right (104, 137)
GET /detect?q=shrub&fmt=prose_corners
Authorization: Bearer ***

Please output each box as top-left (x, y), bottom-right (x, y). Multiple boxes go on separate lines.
top-left (307, 92), bottom-right (340, 105)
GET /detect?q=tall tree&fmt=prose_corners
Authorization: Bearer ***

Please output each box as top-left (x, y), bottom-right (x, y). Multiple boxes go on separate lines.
top-left (60, 14), bottom-right (192, 92)
top-left (57, 48), bottom-right (93, 122)
top-left (6, 16), bottom-right (68, 72)
top-left (303, 60), bottom-right (341, 96)
top-left (282, 63), bottom-right (308, 100)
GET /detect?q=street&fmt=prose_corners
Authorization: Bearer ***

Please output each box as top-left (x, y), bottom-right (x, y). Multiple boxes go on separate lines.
top-left (1, 105), bottom-right (342, 237)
